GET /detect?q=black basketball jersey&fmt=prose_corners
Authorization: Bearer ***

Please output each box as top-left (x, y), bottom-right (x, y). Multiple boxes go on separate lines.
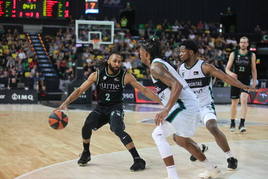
top-left (233, 50), bottom-right (252, 80)
top-left (96, 66), bottom-right (127, 106)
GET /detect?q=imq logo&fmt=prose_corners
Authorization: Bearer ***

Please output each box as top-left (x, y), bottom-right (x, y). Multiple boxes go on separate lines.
top-left (11, 93), bottom-right (34, 101)
top-left (0, 95), bottom-right (5, 99)
top-left (123, 93), bottom-right (134, 99)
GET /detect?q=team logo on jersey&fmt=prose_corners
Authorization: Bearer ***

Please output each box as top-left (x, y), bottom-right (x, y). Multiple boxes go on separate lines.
top-left (114, 77), bottom-right (119, 82)
top-left (194, 71), bottom-right (199, 75)
top-left (181, 72), bottom-right (185, 77)
top-left (103, 76), bottom-right (107, 80)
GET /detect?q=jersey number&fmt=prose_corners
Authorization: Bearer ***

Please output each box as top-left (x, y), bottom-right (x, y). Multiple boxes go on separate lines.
top-left (105, 93), bottom-right (110, 101)
top-left (239, 66), bottom-right (245, 72)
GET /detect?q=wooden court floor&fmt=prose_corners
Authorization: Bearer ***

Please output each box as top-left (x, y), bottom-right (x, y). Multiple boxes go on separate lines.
top-left (0, 104), bottom-right (268, 179)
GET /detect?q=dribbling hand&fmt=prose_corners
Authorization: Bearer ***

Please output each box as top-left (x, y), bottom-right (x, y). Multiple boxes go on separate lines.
top-left (154, 108), bottom-right (169, 126)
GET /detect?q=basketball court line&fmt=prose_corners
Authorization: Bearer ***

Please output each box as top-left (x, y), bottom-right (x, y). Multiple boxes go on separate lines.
top-left (15, 140), bottom-right (268, 179)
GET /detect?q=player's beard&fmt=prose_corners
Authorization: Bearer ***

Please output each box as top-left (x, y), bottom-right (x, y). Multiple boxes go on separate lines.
top-left (240, 46), bottom-right (247, 51)
top-left (108, 63), bottom-right (120, 74)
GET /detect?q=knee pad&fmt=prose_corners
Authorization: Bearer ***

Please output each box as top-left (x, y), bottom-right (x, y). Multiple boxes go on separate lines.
top-left (152, 126), bottom-right (172, 159)
top-left (110, 110), bottom-right (125, 133)
top-left (152, 126), bottom-right (165, 144)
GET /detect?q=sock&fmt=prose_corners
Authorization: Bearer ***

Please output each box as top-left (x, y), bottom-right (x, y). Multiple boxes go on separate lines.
top-left (225, 150), bottom-right (234, 159)
top-left (201, 159), bottom-right (217, 169)
top-left (231, 119), bottom-right (235, 124)
top-left (240, 118), bottom-right (245, 125)
top-left (129, 147), bottom-right (140, 160)
top-left (83, 142), bottom-right (90, 152)
top-left (166, 165), bottom-right (180, 179)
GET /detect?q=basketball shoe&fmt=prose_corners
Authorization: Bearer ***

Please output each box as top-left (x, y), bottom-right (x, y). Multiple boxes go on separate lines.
top-left (199, 166), bottom-right (221, 179)
top-left (190, 144), bottom-right (208, 162)
top-left (78, 150), bottom-right (91, 166)
top-left (230, 121), bottom-right (236, 132)
top-left (227, 157), bottom-right (238, 170)
top-left (130, 158), bottom-right (146, 171)
top-left (238, 123), bottom-right (246, 133)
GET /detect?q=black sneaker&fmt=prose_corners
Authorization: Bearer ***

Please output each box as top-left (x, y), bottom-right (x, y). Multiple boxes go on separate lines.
top-left (227, 157), bottom-right (238, 170)
top-left (78, 150), bottom-right (91, 166)
top-left (230, 122), bottom-right (236, 132)
top-left (130, 158), bottom-right (146, 171)
top-left (190, 144), bottom-right (208, 162)
top-left (239, 123), bottom-right (246, 133)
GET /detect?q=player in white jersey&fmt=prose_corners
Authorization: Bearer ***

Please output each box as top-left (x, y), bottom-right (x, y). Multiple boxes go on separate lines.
top-left (139, 39), bottom-right (221, 179)
top-left (178, 40), bottom-right (255, 170)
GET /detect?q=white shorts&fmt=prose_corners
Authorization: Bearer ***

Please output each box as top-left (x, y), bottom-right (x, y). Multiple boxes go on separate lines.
top-left (163, 103), bottom-right (200, 137)
top-left (200, 104), bottom-right (217, 125)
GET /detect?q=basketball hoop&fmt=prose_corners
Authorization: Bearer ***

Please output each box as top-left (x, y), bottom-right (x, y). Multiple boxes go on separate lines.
top-left (92, 39), bottom-right (101, 50)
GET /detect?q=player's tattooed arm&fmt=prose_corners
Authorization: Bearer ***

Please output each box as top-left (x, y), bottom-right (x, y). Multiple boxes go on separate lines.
top-left (150, 62), bottom-right (183, 125)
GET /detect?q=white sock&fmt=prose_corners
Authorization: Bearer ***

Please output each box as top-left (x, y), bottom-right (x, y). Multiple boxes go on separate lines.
top-left (201, 159), bottom-right (217, 169)
top-left (225, 150), bottom-right (234, 159)
top-left (166, 165), bottom-right (180, 179)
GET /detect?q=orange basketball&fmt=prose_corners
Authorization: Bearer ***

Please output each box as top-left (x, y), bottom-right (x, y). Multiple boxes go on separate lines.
top-left (48, 110), bottom-right (68, 129)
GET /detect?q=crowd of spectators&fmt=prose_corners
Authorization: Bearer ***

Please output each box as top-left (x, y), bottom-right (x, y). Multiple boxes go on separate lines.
top-left (0, 29), bottom-right (46, 92)
top-left (0, 20), bottom-right (266, 93)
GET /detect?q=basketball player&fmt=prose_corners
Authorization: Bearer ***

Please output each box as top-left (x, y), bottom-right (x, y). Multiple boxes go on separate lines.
top-left (178, 40), bottom-right (255, 170)
top-left (225, 36), bottom-right (257, 132)
top-left (139, 39), bottom-right (220, 179)
top-left (58, 53), bottom-right (161, 171)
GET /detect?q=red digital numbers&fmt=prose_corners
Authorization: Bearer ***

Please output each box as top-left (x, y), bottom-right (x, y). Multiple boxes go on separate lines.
top-left (0, 0), bottom-right (69, 18)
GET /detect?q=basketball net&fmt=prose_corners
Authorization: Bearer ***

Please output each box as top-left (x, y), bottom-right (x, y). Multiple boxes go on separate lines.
top-left (92, 39), bottom-right (101, 50)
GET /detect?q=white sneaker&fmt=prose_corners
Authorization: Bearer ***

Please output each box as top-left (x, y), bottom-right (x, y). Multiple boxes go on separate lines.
top-left (199, 167), bottom-right (221, 178)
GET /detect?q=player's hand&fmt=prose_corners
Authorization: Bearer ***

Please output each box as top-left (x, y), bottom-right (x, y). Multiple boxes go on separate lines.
top-left (230, 72), bottom-right (237, 79)
top-left (244, 86), bottom-right (257, 92)
top-left (155, 108), bottom-right (169, 126)
top-left (56, 103), bottom-right (68, 111)
top-left (252, 81), bottom-right (257, 88)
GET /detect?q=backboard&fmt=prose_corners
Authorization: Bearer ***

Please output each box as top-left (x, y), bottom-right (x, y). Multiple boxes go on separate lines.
top-left (75, 20), bottom-right (114, 45)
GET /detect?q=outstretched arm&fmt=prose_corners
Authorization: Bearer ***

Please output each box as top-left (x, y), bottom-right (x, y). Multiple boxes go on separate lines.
top-left (151, 62), bottom-right (183, 125)
top-left (58, 72), bottom-right (97, 110)
top-left (124, 72), bottom-right (161, 103)
top-left (203, 63), bottom-right (254, 91)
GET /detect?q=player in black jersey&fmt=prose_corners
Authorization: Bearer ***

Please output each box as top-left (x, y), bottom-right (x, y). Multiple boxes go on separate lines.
top-left (226, 36), bottom-right (257, 132)
top-left (58, 53), bottom-right (161, 171)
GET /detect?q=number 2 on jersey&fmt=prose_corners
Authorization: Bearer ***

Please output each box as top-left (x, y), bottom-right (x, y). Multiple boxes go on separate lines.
top-left (105, 93), bottom-right (110, 101)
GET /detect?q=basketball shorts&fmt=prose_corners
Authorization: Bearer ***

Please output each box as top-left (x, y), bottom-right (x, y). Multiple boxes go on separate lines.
top-left (200, 104), bottom-right (217, 125)
top-left (85, 104), bottom-right (124, 131)
top-left (231, 78), bottom-right (250, 99)
top-left (164, 102), bottom-right (200, 137)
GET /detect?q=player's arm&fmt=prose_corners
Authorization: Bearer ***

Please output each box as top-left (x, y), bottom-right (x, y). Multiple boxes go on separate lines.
top-left (225, 52), bottom-right (237, 78)
top-left (203, 63), bottom-right (254, 91)
top-left (251, 53), bottom-right (257, 88)
top-left (151, 62), bottom-right (183, 125)
top-left (58, 72), bottom-right (97, 110)
top-left (124, 72), bottom-right (161, 103)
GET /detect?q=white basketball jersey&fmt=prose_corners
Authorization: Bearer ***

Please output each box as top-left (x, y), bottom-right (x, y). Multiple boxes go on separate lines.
top-left (179, 59), bottom-right (214, 107)
top-left (151, 58), bottom-right (199, 110)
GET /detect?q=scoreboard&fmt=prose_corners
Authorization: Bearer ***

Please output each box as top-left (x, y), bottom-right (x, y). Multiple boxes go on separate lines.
top-left (0, 0), bottom-right (70, 19)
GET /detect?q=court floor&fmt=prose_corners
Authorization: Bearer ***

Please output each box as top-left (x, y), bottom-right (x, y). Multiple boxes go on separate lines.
top-left (0, 103), bottom-right (268, 179)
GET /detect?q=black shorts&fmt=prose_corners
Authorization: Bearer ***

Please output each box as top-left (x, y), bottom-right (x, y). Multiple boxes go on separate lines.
top-left (85, 104), bottom-right (125, 131)
top-left (230, 78), bottom-right (250, 99)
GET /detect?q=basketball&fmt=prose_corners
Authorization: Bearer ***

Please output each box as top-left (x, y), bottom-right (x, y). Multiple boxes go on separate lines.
top-left (48, 110), bottom-right (68, 129)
